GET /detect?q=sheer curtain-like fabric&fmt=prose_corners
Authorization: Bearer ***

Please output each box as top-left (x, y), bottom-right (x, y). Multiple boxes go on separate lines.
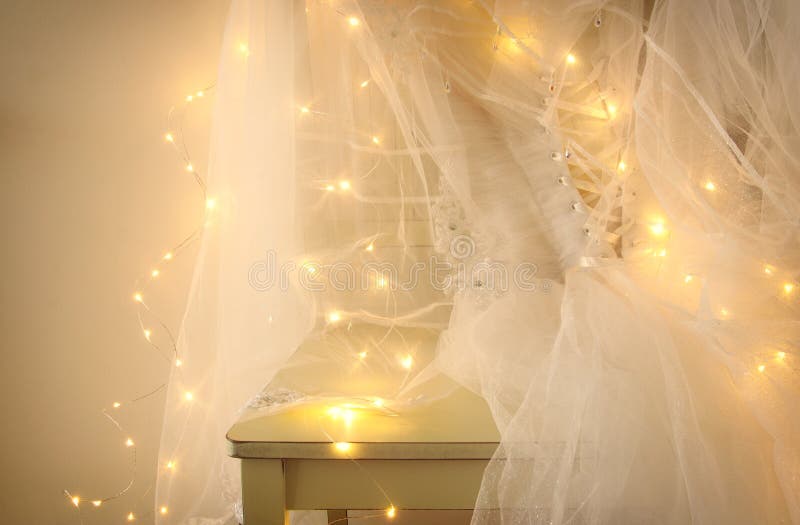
top-left (156, 0), bottom-right (800, 523)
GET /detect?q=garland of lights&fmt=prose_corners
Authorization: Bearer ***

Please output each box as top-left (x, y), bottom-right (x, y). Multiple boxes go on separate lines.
top-left (63, 4), bottom-right (797, 524)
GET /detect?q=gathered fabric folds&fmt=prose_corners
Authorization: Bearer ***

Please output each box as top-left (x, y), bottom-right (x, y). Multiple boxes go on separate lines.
top-left (156, 0), bottom-right (800, 523)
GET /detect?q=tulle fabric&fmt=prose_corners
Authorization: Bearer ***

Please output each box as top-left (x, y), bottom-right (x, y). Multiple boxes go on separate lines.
top-left (156, 0), bottom-right (800, 523)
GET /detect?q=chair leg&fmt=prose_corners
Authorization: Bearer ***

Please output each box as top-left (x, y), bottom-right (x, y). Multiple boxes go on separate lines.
top-left (327, 509), bottom-right (348, 525)
top-left (242, 459), bottom-right (288, 525)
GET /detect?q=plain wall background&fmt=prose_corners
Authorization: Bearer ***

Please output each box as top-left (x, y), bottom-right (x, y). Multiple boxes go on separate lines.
top-left (0, 1), bottom-right (228, 522)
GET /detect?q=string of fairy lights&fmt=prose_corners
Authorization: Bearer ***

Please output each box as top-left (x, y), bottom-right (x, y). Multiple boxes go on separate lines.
top-left (64, 3), bottom-right (796, 524)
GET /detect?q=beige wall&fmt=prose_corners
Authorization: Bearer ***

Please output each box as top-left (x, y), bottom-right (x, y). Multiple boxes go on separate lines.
top-left (0, 1), bottom-right (228, 522)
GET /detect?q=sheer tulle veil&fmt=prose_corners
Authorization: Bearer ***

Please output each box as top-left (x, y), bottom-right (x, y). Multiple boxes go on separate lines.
top-left (156, 0), bottom-right (800, 523)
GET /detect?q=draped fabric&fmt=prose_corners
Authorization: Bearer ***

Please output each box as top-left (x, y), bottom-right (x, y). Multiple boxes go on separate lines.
top-left (156, 1), bottom-right (800, 523)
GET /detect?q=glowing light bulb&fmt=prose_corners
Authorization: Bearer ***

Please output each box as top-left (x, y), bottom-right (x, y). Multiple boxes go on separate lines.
top-left (184, 392), bottom-right (194, 401)
top-left (327, 406), bottom-right (342, 418)
top-left (133, 293), bottom-right (143, 303)
top-left (127, 512), bottom-right (135, 522)
top-left (617, 160), bottom-right (626, 172)
top-left (657, 249), bottom-right (667, 257)
top-left (303, 262), bottom-right (317, 274)
top-left (360, 80), bottom-right (370, 88)
top-left (376, 276), bottom-right (387, 289)
top-left (160, 506), bottom-right (168, 515)
top-left (387, 506), bottom-right (396, 519)
top-left (163, 252), bottom-right (173, 261)
top-left (72, 496), bottom-right (80, 507)
top-left (186, 163), bottom-right (194, 173)
top-left (151, 269), bottom-right (160, 278)
top-left (167, 460), bottom-right (176, 470)
top-left (720, 308), bottom-right (730, 317)
top-left (112, 402), bottom-right (121, 408)
top-left (763, 265), bottom-right (774, 275)
top-left (185, 95), bottom-right (193, 102)
top-left (175, 358), bottom-right (182, 367)
top-left (238, 43), bottom-right (249, 56)
top-left (206, 198), bottom-right (216, 210)
top-left (92, 500), bottom-right (102, 507)
top-left (777, 351), bottom-right (786, 360)
top-left (339, 180), bottom-right (351, 190)
top-left (348, 17), bottom-right (360, 26)
top-left (757, 364), bottom-right (766, 373)
top-left (371, 136), bottom-right (380, 145)
top-left (196, 91), bottom-right (204, 97)
top-left (784, 282), bottom-right (795, 294)
top-left (358, 351), bottom-right (368, 359)
top-left (606, 104), bottom-right (617, 118)
top-left (566, 53), bottom-right (576, 64)
top-left (401, 355), bottom-right (413, 369)
top-left (366, 243), bottom-right (374, 252)
top-left (373, 398), bottom-right (384, 408)
top-left (328, 311), bottom-right (341, 323)
top-left (325, 184), bottom-right (335, 191)
top-left (704, 181), bottom-right (716, 191)
top-left (126, 438), bottom-right (134, 447)
top-left (343, 409), bottom-right (356, 425)
top-left (164, 133), bottom-right (174, 143)
top-left (334, 442), bottom-right (351, 452)
top-left (143, 329), bottom-right (152, 340)
top-left (300, 106), bottom-right (310, 114)
top-left (649, 222), bottom-right (667, 237)
top-left (684, 275), bottom-right (693, 283)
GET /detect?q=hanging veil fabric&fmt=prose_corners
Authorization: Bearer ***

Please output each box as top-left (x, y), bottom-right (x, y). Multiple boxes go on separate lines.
top-left (156, 0), bottom-right (800, 523)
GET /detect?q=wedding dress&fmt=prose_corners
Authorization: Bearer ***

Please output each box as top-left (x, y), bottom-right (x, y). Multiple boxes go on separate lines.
top-left (156, 0), bottom-right (800, 523)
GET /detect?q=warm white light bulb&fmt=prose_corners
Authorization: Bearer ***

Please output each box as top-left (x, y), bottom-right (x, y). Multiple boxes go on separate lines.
top-left (133, 293), bottom-right (143, 303)
top-left (175, 358), bottom-right (182, 367)
top-left (358, 350), bottom-right (367, 359)
top-left (784, 282), bottom-right (795, 294)
top-left (649, 222), bottom-right (666, 237)
top-left (334, 442), bottom-right (351, 452)
top-left (238, 43), bottom-right (249, 56)
top-left (657, 249), bottom-right (667, 257)
top-left (160, 506), bottom-right (168, 515)
top-left (163, 252), bottom-right (173, 261)
top-left (606, 104), bottom-right (617, 118)
top-left (126, 438), bottom-right (134, 447)
top-left (196, 91), bottom-right (204, 97)
top-left (757, 364), bottom-right (766, 373)
top-left (92, 500), bottom-right (102, 507)
top-left (617, 160), bottom-right (626, 172)
top-left (777, 351), bottom-right (786, 360)
top-left (401, 355), bottom-right (413, 369)
top-left (143, 329), bottom-right (152, 340)
top-left (328, 311), bottom-right (341, 323)
top-left (71, 496), bottom-right (80, 507)
top-left (366, 243), bottom-right (374, 252)
top-left (387, 506), bottom-right (397, 519)
top-left (566, 53), bottom-right (576, 64)
top-left (376, 276), bottom-right (387, 289)
top-left (184, 392), bottom-right (194, 401)
top-left (704, 181), bottom-right (716, 191)
top-left (373, 398), bottom-right (384, 407)
top-left (325, 184), bottom-right (335, 192)
top-left (684, 275), bottom-right (693, 283)
top-left (300, 106), bottom-right (310, 114)
top-left (167, 460), bottom-right (176, 470)
top-left (151, 269), bottom-right (159, 278)
top-left (127, 512), bottom-right (135, 521)
top-left (360, 80), bottom-right (370, 88)
top-left (186, 163), bottom-right (194, 173)
top-left (763, 265), bottom-right (774, 276)
top-left (112, 402), bottom-right (121, 408)
top-left (348, 17), bottom-right (360, 26)
top-left (164, 133), bottom-right (174, 143)
top-left (371, 136), bottom-right (380, 145)
top-left (339, 180), bottom-right (351, 190)
top-left (206, 198), bottom-right (216, 210)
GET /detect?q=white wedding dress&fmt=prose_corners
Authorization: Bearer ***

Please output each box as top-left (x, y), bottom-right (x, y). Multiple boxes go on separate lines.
top-left (156, 1), bottom-right (800, 523)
